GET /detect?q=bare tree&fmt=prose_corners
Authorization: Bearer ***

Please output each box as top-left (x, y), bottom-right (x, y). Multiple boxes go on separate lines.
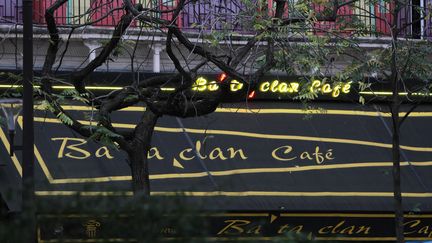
top-left (33, 0), bottom-right (349, 196)
top-left (333, 1), bottom-right (432, 242)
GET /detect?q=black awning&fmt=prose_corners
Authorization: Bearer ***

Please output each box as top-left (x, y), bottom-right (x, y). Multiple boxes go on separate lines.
top-left (0, 193), bottom-right (8, 218)
top-left (2, 101), bottom-right (432, 212)
top-left (0, 149), bottom-right (21, 213)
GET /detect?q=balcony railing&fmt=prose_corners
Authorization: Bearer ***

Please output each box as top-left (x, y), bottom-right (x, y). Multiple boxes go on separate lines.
top-left (0, 0), bottom-right (431, 39)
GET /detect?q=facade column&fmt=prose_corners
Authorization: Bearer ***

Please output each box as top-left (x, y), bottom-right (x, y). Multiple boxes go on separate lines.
top-left (84, 41), bottom-right (101, 63)
top-left (151, 43), bottom-right (164, 73)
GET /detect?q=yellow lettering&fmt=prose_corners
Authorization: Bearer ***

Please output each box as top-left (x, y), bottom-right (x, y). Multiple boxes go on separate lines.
top-left (148, 147), bottom-right (164, 160)
top-left (310, 80), bottom-right (321, 93)
top-left (288, 82), bottom-right (299, 93)
top-left (95, 146), bottom-right (114, 159)
top-left (246, 225), bottom-right (262, 234)
top-left (318, 225), bottom-right (333, 234)
top-left (313, 146), bottom-right (325, 164)
top-left (272, 145), bottom-right (296, 161)
top-left (418, 226), bottom-right (429, 234)
top-left (319, 221), bottom-right (370, 235)
top-left (332, 85), bottom-right (341, 97)
top-left (342, 81), bottom-right (352, 93)
top-left (278, 224), bottom-right (303, 234)
top-left (404, 220), bottom-right (421, 235)
top-left (217, 220), bottom-right (250, 235)
top-left (405, 221), bottom-right (432, 238)
top-left (331, 221), bottom-right (346, 234)
top-left (325, 149), bottom-right (335, 160)
top-left (179, 148), bottom-right (194, 161)
top-left (356, 226), bottom-right (371, 235)
top-left (270, 80), bottom-right (280, 92)
top-left (209, 148), bottom-right (228, 160)
top-left (278, 224), bottom-right (290, 234)
top-left (227, 148), bottom-right (248, 160)
top-left (290, 225), bottom-right (303, 233)
top-left (208, 81), bottom-right (219, 91)
top-left (52, 137), bottom-right (91, 160)
top-left (230, 80), bottom-right (243, 92)
top-left (260, 82), bottom-right (270, 92)
top-left (300, 151), bottom-right (313, 160)
top-left (278, 82), bottom-right (288, 93)
top-left (322, 83), bottom-right (332, 93)
top-left (193, 77), bottom-right (208, 91)
top-left (256, 80), bottom-right (350, 96)
top-left (340, 226), bottom-right (356, 234)
top-left (195, 140), bottom-right (207, 159)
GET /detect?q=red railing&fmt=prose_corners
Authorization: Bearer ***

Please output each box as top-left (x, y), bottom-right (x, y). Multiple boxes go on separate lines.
top-left (0, 0), bottom-right (429, 39)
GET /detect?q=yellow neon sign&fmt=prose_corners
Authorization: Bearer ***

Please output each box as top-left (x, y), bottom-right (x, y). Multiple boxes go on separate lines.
top-left (309, 80), bottom-right (352, 98)
top-left (208, 81), bottom-right (219, 91)
top-left (192, 77), bottom-right (208, 91)
top-left (10, 78), bottom-right (428, 99)
top-left (192, 78), bottom-right (242, 92)
top-left (230, 80), bottom-right (243, 92)
top-left (259, 81), bottom-right (299, 93)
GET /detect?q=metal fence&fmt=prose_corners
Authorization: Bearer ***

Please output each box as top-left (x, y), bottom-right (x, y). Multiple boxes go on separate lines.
top-left (0, 0), bottom-right (430, 38)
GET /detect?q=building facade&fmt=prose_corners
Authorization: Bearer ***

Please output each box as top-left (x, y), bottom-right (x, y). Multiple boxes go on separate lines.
top-left (0, 0), bottom-right (430, 73)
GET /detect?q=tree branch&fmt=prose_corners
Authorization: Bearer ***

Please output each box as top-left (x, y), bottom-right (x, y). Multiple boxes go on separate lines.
top-left (41, 0), bottom-right (68, 93)
top-left (71, 12), bottom-right (134, 93)
top-left (399, 103), bottom-right (419, 126)
top-left (147, 95), bottom-right (220, 118)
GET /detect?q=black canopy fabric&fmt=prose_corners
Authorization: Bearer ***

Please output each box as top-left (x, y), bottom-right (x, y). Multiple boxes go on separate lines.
top-left (1, 101), bottom-right (432, 212)
top-left (0, 145), bottom-right (21, 212)
top-left (0, 193), bottom-right (9, 218)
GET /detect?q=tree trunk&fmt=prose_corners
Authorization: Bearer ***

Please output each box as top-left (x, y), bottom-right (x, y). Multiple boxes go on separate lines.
top-left (390, 22), bottom-right (404, 241)
top-left (390, 2), bottom-right (404, 238)
top-left (129, 147), bottom-right (151, 196)
top-left (127, 110), bottom-right (159, 196)
top-left (391, 103), bottom-right (404, 243)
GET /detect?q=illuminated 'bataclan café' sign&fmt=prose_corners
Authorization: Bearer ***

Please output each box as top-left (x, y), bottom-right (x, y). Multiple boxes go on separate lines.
top-left (192, 76), bottom-right (352, 98)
